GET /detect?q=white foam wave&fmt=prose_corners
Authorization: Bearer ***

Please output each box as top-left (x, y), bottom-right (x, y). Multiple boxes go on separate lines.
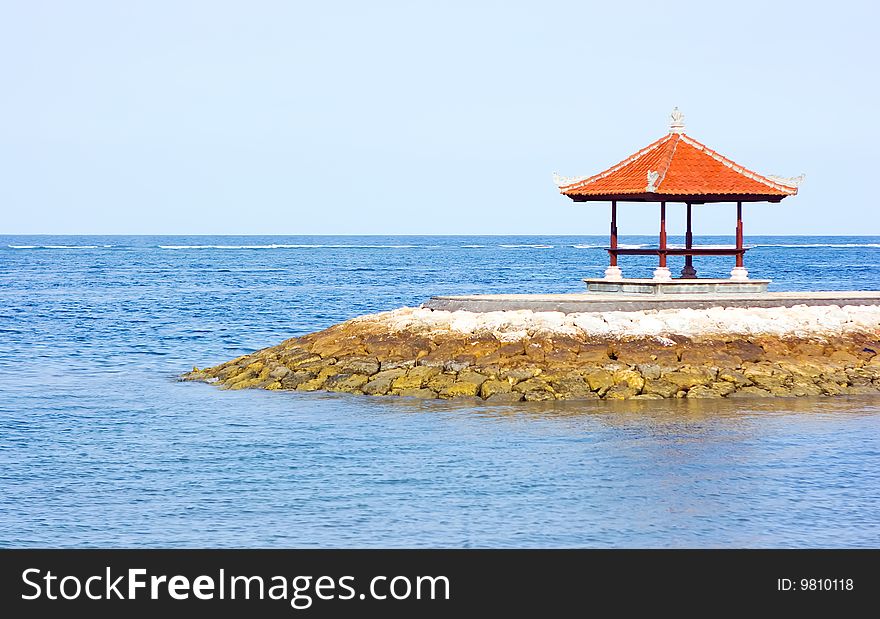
top-left (666, 244), bottom-right (740, 249)
top-left (158, 244), bottom-right (419, 249)
top-left (499, 244), bottom-right (553, 249)
top-left (8, 244), bottom-right (99, 249)
top-left (754, 243), bottom-right (880, 248)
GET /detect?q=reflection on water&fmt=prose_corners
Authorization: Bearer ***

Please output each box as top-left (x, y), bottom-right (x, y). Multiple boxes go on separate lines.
top-left (376, 391), bottom-right (880, 422)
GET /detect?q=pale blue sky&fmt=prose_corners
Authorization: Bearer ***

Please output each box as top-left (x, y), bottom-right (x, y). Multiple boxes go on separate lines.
top-left (1, 0), bottom-right (877, 235)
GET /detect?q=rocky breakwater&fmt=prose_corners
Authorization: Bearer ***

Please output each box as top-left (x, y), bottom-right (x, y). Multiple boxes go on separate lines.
top-left (183, 305), bottom-right (880, 401)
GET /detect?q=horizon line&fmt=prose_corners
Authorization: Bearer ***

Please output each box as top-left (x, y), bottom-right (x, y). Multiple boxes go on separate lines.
top-left (2, 233), bottom-right (879, 238)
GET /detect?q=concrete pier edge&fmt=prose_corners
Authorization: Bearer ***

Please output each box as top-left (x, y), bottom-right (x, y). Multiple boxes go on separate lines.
top-left (423, 291), bottom-right (880, 313)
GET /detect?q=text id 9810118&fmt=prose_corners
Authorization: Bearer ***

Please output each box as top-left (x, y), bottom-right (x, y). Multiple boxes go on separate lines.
top-left (778, 578), bottom-right (854, 592)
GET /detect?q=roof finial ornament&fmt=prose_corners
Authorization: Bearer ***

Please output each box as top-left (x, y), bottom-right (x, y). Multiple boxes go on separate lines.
top-left (669, 107), bottom-right (685, 134)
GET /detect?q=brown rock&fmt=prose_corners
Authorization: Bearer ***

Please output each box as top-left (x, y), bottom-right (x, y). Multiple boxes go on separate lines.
top-left (725, 340), bottom-right (764, 363)
top-left (480, 379), bottom-right (512, 399)
top-left (710, 381), bottom-right (736, 396)
top-left (585, 369), bottom-right (614, 395)
top-left (718, 368), bottom-right (751, 386)
top-left (846, 367), bottom-right (877, 386)
top-left (485, 392), bottom-right (525, 403)
top-left (309, 333), bottom-right (365, 359)
top-left (828, 350), bottom-right (863, 367)
top-left (362, 333), bottom-right (432, 360)
top-left (290, 356), bottom-right (328, 371)
top-left (380, 358), bottom-right (416, 371)
top-left (817, 380), bottom-right (845, 396)
top-left (513, 377), bottom-right (553, 394)
top-left (636, 363), bottom-right (662, 380)
top-left (615, 340), bottom-right (678, 365)
top-left (524, 341), bottom-right (547, 363)
top-left (192, 310), bottom-right (879, 403)
top-left (742, 363), bottom-right (790, 391)
top-left (794, 340), bottom-right (827, 357)
top-left (295, 377), bottom-right (327, 392)
top-left (456, 335), bottom-right (502, 362)
top-left (500, 367), bottom-right (541, 382)
top-left (457, 370), bottom-right (489, 387)
top-left (612, 369), bottom-right (645, 392)
top-left (420, 337), bottom-right (484, 368)
top-left (269, 365), bottom-right (290, 380)
top-left (523, 390), bottom-right (555, 401)
top-left (316, 366), bottom-right (341, 381)
top-left (392, 366), bottom-right (441, 390)
top-left (427, 373), bottom-right (456, 392)
top-left (576, 343), bottom-right (612, 363)
top-left (549, 373), bottom-right (595, 399)
top-left (476, 341), bottom-right (526, 366)
top-left (686, 385), bottom-right (723, 398)
top-left (280, 370), bottom-right (317, 390)
top-left (371, 368), bottom-right (408, 383)
top-left (680, 344), bottom-right (741, 367)
top-left (790, 381), bottom-right (823, 397)
top-left (662, 366), bottom-right (716, 389)
top-left (643, 379), bottom-right (679, 398)
top-left (755, 337), bottom-right (795, 361)
top-left (443, 359), bottom-right (472, 372)
top-left (398, 388), bottom-right (438, 399)
top-left (604, 383), bottom-right (639, 399)
top-left (362, 377), bottom-right (393, 395)
top-left (217, 365), bottom-right (243, 380)
top-left (336, 356), bottom-right (380, 376)
top-left (544, 336), bottom-right (581, 364)
top-left (440, 382), bottom-right (481, 398)
top-left (324, 373), bottom-right (369, 393)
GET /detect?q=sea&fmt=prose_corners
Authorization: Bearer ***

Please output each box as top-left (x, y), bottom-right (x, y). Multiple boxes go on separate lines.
top-left (1, 235), bottom-right (879, 548)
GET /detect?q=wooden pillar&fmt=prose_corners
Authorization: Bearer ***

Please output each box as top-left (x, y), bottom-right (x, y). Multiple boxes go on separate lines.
top-left (681, 202), bottom-right (696, 278)
top-left (609, 200), bottom-right (618, 267)
top-left (659, 201), bottom-right (667, 267)
top-left (735, 201), bottom-right (743, 267)
top-left (685, 202), bottom-right (693, 269)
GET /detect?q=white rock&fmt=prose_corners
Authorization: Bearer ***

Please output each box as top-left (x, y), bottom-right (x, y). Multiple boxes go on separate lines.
top-left (366, 304), bottom-right (880, 341)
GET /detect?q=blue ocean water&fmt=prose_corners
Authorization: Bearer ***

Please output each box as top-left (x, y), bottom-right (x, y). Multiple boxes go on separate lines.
top-left (1, 235), bottom-right (879, 548)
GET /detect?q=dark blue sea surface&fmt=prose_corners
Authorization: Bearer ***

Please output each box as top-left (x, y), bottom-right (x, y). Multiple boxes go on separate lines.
top-left (1, 235), bottom-right (879, 547)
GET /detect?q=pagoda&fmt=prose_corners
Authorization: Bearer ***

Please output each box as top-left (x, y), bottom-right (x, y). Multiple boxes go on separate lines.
top-left (555, 108), bottom-right (803, 293)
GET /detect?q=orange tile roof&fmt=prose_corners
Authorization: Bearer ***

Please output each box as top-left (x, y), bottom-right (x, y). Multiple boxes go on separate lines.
top-left (557, 131), bottom-right (802, 202)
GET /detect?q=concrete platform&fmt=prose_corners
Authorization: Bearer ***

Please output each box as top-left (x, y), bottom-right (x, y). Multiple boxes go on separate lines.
top-left (423, 291), bottom-right (880, 313)
top-left (584, 278), bottom-right (770, 295)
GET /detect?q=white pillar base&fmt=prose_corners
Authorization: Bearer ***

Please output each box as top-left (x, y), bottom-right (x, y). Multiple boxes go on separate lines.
top-left (604, 266), bottom-right (623, 281)
top-left (652, 266), bottom-right (672, 281)
top-left (730, 266), bottom-right (749, 281)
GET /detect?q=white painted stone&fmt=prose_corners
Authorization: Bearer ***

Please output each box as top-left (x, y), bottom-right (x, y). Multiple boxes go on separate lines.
top-left (730, 266), bottom-right (749, 281)
top-left (603, 266), bottom-right (623, 281)
top-left (652, 266), bottom-right (672, 281)
top-left (364, 304), bottom-right (880, 341)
